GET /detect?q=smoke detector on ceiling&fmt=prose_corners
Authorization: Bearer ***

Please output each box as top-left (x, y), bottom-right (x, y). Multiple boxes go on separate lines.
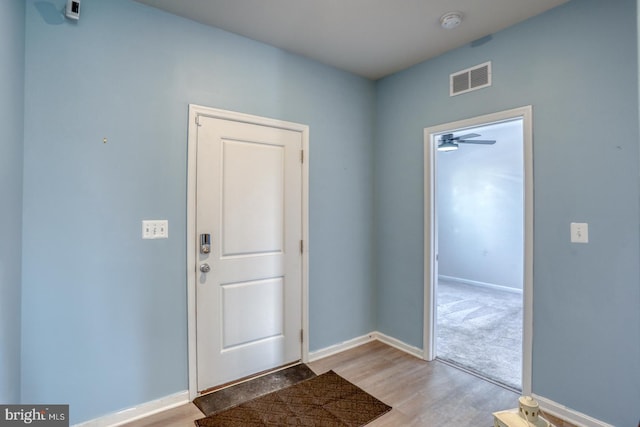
top-left (440, 12), bottom-right (463, 29)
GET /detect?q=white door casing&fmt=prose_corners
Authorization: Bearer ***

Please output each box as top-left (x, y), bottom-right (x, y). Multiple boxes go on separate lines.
top-left (423, 106), bottom-right (533, 395)
top-left (187, 106), bottom-right (309, 397)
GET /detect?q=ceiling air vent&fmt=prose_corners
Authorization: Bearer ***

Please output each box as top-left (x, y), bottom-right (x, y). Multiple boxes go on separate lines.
top-left (450, 61), bottom-right (491, 96)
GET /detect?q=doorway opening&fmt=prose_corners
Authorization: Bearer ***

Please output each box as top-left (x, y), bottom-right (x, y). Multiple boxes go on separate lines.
top-left (423, 106), bottom-right (533, 394)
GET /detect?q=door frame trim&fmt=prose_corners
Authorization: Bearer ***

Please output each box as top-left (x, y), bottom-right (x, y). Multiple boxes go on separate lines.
top-left (423, 105), bottom-right (533, 395)
top-left (186, 104), bottom-right (310, 400)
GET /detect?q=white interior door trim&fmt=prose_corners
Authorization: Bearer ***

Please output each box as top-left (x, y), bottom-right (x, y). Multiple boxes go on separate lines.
top-left (423, 105), bottom-right (533, 395)
top-left (186, 105), bottom-right (310, 400)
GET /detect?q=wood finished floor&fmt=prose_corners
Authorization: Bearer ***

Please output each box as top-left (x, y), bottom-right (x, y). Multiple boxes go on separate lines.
top-left (122, 341), bottom-right (575, 426)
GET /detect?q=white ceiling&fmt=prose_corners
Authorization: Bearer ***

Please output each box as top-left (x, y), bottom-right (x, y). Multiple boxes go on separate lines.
top-left (134, 0), bottom-right (569, 80)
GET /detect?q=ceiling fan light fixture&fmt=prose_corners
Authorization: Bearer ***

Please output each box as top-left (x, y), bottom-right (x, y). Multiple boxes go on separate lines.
top-left (440, 12), bottom-right (463, 30)
top-left (437, 140), bottom-right (459, 152)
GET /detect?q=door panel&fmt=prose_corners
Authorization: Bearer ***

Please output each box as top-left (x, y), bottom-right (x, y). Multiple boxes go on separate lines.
top-left (221, 140), bottom-right (284, 256)
top-left (221, 278), bottom-right (284, 349)
top-left (196, 116), bottom-right (302, 391)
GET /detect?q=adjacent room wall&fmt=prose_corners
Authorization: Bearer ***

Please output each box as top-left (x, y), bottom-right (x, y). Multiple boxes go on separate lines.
top-left (375, 0), bottom-right (640, 425)
top-left (437, 120), bottom-right (524, 290)
top-left (22, 0), bottom-right (375, 423)
top-left (0, 0), bottom-right (25, 404)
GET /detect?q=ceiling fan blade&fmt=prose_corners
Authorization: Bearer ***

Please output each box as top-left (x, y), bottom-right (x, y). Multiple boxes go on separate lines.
top-left (453, 133), bottom-right (481, 140)
top-left (458, 139), bottom-right (496, 145)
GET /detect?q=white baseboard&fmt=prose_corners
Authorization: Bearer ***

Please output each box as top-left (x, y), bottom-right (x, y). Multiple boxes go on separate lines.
top-left (439, 275), bottom-right (523, 294)
top-left (371, 331), bottom-right (424, 359)
top-left (308, 331), bottom-right (423, 362)
top-left (73, 390), bottom-right (189, 427)
top-left (308, 333), bottom-right (376, 361)
top-left (532, 394), bottom-right (614, 427)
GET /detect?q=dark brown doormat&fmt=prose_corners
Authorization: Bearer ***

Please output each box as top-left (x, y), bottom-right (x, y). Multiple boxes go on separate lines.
top-left (194, 370), bottom-right (391, 426)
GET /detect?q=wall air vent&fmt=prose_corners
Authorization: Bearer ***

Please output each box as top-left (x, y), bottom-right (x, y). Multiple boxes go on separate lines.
top-left (450, 61), bottom-right (491, 96)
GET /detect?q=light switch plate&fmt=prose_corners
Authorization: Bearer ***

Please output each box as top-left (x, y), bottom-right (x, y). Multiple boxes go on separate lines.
top-left (570, 222), bottom-right (588, 243)
top-left (142, 220), bottom-right (168, 239)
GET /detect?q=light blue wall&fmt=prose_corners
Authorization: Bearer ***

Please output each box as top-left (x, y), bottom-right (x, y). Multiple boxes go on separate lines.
top-left (375, 1), bottom-right (640, 425)
top-left (22, 0), bottom-right (375, 423)
top-left (0, 0), bottom-right (25, 404)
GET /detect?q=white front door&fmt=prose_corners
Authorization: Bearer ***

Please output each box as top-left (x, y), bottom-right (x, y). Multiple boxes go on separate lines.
top-left (194, 113), bottom-right (303, 392)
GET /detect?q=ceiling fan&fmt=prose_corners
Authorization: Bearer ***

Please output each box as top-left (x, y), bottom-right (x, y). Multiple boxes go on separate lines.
top-left (437, 133), bottom-right (496, 152)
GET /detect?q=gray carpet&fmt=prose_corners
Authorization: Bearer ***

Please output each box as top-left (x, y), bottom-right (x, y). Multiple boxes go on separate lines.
top-left (437, 280), bottom-right (522, 390)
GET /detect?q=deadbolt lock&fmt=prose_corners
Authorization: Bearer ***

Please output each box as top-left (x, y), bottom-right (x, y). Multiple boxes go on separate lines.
top-left (200, 233), bottom-right (211, 254)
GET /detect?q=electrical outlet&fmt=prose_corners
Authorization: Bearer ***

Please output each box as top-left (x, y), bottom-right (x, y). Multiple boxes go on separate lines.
top-left (570, 222), bottom-right (588, 243)
top-left (142, 220), bottom-right (168, 239)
